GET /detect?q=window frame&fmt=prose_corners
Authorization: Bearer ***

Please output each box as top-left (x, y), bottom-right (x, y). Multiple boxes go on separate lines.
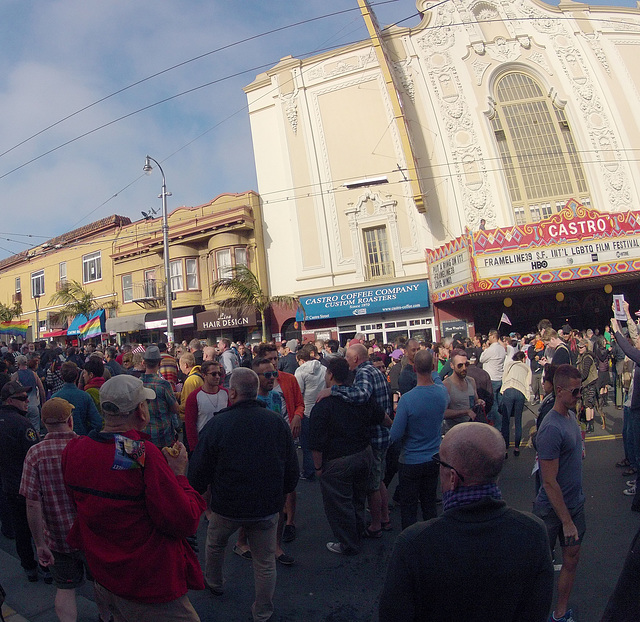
top-left (31, 270), bottom-right (45, 298)
top-left (82, 251), bottom-right (102, 284)
top-left (185, 258), bottom-right (199, 291)
top-left (122, 274), bottom-right (133, 304)
top-left (169, 259), bottom-right (184, 292)
top-left (15, 277), bottom-right (20, 293)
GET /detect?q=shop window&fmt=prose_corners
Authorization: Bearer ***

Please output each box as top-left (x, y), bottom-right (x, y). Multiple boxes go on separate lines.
top-left (186, 258), bottom-right (199, 290)
top-left (122, 274), bottom-right (133, 304)
top-left (83, 251), bottom-right (102, 284)
top-left (363, 226), bottom-right (392, 280)
top-left (31, 270), bottom-right (44, 298)
top-left (490, 72), bottom-right (590, 224)
top-left (170, 259), bottom-right (184, 292)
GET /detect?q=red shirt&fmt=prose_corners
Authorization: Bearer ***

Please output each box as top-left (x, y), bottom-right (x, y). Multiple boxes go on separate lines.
top-left (20, 431), bottom-right (78, 553)
top-left (62, 429), bottom-right (205, 603)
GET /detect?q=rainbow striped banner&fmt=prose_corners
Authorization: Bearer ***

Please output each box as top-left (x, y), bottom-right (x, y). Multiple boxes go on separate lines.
top-left (0, 320), bottom-right (29, 339)
top-left (78, 315), bottom-right (102, 340)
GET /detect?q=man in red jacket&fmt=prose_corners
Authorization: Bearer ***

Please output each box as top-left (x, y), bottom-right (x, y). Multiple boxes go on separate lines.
top-left (62, 375), bottom-right (205, 621)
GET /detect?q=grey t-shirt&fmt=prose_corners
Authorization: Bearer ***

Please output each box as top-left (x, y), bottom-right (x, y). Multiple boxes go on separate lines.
top-left (535, 409), bottom-right (584, 511)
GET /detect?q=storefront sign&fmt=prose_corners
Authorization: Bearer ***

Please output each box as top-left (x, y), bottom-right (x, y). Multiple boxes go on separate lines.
top-left (196, 308), bottom-right (257, 331)
top-left (441, 320), bottom-right (467, 338)
top-left (426, 201), bottom-right (640, 302)
top-left (296, 280), bottom-right (430, 322)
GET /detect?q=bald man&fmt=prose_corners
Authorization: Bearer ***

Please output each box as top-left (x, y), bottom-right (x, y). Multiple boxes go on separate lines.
top-left (379, 422), bottom-right (553, 622)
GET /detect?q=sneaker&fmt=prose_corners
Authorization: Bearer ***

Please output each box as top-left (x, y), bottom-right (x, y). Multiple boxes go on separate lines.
top-left (627, 480), bottom-right (637, 487)
top-left (624, 485), bottom-right (637, 496)
top-left (548, 609), bottom-right (576, 622)
top-left (282, 524), bottom-right (296, 543)
top-left (205, 580), bottom-right (225, 596)
top-left (326, 541), bottom-right (345, 554)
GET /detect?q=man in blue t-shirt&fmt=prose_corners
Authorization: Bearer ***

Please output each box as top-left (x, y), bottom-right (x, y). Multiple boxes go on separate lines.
top-left (533, 364), bottom-right (585, 622)
top-left (390, 349), bottom-right (449, 530)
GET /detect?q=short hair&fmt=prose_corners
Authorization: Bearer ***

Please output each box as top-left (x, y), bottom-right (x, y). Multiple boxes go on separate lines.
top-left (229, 367), bottom-right (259, 399)
top-left (513, 351), bottom-right (526, 362)
top-left (414, 349), bottom-right (433, 375)
top-left (121, 344), bottom-right (132, 352)
top-left (179, 352), bottom-right (195, 368)
top-left (106, 347), bottom-right (117, 360)
top-left (219, 338), bottom-right (231, 349)
top-left (84, 356), bottom-right (104, 378)
top-left (254, 343), bottom-right (278, 358)
top-left (553, 364), bottom-right (581, 392)
top-left (326, 339), bottom-right (339, 353)
top-left (450, 348), bottom-right (467, 361)
top-left (61, 362), bottom-right (79, 383)
top-left (189, 338), bottom-right (201, 351)
top-left (296, 345), bottom-right (315, 362)
top-left (252, 357), bottom-right (272, 371)
top-left (488, 329), bottom-right (499, 339)
top-left (201, 360), bottom-right (220, 375)
top-left (543, 328), bottom-right (559, 341)
top-left (327, 357), bottom-right (349, 383)
top-left (543, 364), bottom-right (558, 386)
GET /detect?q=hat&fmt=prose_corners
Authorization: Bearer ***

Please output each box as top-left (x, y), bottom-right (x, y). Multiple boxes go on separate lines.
top-left (100, 375), bottom-right (156, 415)
top-left (577, 339), bottom-right (590, 348)
top-left (1, 380), bottom-right (32, 401)
top-left (390, 349), bottom-right (403, 360)
top-left (286, 339), bottom-right (298, 353)
top-left (143, 345), bottom-right (161, 361)
top-left (41, 398), bottom-right (74, 424)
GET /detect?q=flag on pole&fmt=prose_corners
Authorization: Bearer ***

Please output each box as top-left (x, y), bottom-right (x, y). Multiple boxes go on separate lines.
top-left (78, 315), bottom-right (102, 340)
top-left (132, 344), bottom-right (146, 354)
top-left (0, 320), bottom-right (29, 339)
top-left (500, 313), bottom-right (512, 326)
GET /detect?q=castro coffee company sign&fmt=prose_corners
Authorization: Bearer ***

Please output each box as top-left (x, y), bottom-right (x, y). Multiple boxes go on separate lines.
top-left (196, 308), bottom-right (257, 331)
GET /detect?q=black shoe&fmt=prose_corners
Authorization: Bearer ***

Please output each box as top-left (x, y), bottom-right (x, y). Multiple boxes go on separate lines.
top-left (282, 524), bottom-right (296, 543)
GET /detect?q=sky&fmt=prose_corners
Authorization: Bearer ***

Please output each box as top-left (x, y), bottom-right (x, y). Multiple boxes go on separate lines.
top-left (0, 0), bottom-right (637, 261)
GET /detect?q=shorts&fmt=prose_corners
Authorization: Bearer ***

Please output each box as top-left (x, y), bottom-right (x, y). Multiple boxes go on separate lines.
top-left (533, 503), bottom-right (586, 548)
top-left (581, 383), bottom-right (597, 409)
top-left (367, 447), bottom-right (387, 492)
top-left (50, 550), bottom-right (90, 590)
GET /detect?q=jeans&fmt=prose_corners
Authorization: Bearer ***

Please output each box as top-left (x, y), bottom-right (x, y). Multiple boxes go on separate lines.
top-left (623, 406), bottom-right (632, 463)
top-left (398, 460), bottom-right (439, 530)
top-left (501, 388), bottom-right (525, 450)
top-left (205, 513), bottom-right (278, 622)
top-left (300, 416), bottom-right (315, 479)
top-left (489, 380), bottom-right (503, 430)
top-left (319, 447), bottom-right (372, 553)
top-left (628, 407), bottom-right (640, 472)
top-left (6, 493), bottom-right (37, 570)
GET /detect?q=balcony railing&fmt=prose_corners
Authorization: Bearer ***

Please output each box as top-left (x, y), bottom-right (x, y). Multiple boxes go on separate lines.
top-left (131, 280), bottom-right (165, 308)
top-left (364, 261), bottom-right (395, 281)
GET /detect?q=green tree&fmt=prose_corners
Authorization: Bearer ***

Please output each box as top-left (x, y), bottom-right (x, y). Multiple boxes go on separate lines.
top-left (210, 265), bottom-right (301, 343)
top-left (0, 300), bottom-right (22, 322)
top-left (48, 280), bottom-right (101, 324)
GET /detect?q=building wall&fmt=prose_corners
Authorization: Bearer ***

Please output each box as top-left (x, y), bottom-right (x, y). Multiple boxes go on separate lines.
top-left (245, 0), bottom-right (640, 303)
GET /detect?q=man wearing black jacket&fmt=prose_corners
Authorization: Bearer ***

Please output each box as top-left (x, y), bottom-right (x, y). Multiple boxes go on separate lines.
top-left (189, 367), bottom-right (299, 622)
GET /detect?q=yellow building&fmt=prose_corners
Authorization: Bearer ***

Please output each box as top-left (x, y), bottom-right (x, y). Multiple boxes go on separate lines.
top-left (0, 191), bottom-right (267, 344)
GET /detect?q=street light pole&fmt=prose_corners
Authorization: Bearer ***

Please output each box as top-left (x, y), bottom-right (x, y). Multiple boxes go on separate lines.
top-left (143, 156), bottom-right (174, 344)
top-left (34, 293), bottom-right (41, 342)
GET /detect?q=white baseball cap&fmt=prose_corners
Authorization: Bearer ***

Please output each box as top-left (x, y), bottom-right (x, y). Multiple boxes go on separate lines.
top-left (100, 375), bottom-right (155, 415)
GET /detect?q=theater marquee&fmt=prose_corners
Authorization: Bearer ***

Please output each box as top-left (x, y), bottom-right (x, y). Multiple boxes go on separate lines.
top-left (426, 200), bottom-right (640, 303)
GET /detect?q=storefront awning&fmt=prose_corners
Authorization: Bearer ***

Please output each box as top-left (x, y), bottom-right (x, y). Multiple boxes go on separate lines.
top-left (67, 309), bottom-right (105, 336)
top-left (106, 313), bottom-right (146, 334)
top-left (42, 329), bottom-right (67, 338)
top-left (144, 306), bottom-right (204, 330)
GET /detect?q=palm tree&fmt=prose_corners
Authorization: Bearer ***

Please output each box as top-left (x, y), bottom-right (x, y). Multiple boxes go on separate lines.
top-left (48, 280), bottom-right (101, 324)
top-left (0, 300), bottom-right (22, 322)
top-left (210, 265), bottom-right (301, 343)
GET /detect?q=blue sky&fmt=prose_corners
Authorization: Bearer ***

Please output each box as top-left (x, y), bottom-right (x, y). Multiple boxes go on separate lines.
top-left (0, 0), bottom-right (637, 263)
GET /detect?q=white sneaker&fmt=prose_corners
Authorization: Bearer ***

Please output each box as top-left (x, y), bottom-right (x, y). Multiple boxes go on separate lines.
top-left (627, 480), bottom-right (637, 487)
top-left (623, 485), bottom-right (637, 496)
top-left (326, 542), bottom-right (345, 554)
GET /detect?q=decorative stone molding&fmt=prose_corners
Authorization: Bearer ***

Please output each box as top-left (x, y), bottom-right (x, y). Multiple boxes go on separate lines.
top-left (392, 58), bottom-right (415, 103)
top-left (528, 51), bottom-right (553, 75)
top-left (306, 49), bottom-right (377, 82)
top-left (471, 58), bottom-right (492, 85)
top-left (582, 33), bottom-right (610, 75)
top-left (485, 37), bottom-right (522, 62)
top-left (280, 89), bottom-right (299, 135)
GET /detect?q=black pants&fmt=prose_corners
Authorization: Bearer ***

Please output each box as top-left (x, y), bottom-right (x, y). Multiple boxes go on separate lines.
top-left (6, 493), bottom-right (37, 570)
top-left (398, 460), bottom-right (439, 530)
top-left (601, 525), bottom-right (640, 621)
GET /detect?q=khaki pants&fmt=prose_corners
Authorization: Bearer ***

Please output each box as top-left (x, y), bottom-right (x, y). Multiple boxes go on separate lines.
top-left (94, 582), bottom-right (199, 622)
top-left (206, 513), bottom-right (278, 622)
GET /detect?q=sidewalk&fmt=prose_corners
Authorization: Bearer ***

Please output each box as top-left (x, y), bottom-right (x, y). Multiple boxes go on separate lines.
top-left (0, 546), bottom-right (98, 622)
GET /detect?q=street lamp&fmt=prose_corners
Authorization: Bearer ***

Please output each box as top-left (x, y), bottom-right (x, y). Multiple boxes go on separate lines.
top-left (143, 155), bottom-right (174, 344)
top-left (33, 293), bottom-right (41, 342)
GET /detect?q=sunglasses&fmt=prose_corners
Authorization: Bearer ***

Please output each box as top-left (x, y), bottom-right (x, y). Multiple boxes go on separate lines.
top-left (560, 387), bottom-right (581, 398)
top-left (207, 371), bottom-right (222, 377)
top-left (11, 395), bottom-right (29, 402)
top-left (456, 362), bottom-right (470, 368)
top-left (432, 453), bottom-right (465, 483)
top-left (259, 371), bottom-right (278, 379)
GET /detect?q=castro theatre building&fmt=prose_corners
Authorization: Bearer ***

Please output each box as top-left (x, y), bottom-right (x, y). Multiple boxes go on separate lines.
top-left (427, 200), bottom-right (640, 337)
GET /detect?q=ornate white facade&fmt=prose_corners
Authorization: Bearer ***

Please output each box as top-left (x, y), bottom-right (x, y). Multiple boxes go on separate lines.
top-left (245, 0), bottom-right (640, 336)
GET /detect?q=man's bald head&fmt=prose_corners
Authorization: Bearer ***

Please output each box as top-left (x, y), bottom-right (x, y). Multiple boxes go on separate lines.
top-left (345, 344), bottom-right (368, 370)
top-left (440, 423), bottom-right (505, 486)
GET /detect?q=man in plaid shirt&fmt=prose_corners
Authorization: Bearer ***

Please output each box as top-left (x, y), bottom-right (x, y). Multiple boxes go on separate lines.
top-left (141, 346), bottom-right (180, 449)
top-left (20, 398), bottom-right (110, 622)
top-left (317, 344), bottom-right (393, 538)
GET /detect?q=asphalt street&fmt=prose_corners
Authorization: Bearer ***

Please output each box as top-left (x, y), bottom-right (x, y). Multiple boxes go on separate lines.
top-left (1, 403), bottom-right (639, 622)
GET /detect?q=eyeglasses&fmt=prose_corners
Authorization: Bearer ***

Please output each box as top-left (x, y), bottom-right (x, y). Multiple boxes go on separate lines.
top-left (455, 362), bottom-right (470, 368)
top-left (432, 453), bottom-right (465, 483)
top-left (259, 371), bottom-right (278, 379)
top-left (11, 395), bottom-right (29, 402)
top-left (207, 371), bottom-right (222, 377)
top-left (560, 387), bottom-right (581, 398)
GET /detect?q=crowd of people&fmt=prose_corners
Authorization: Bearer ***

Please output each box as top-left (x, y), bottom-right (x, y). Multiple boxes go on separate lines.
top-left (0, 314), bottom-right (638, 621)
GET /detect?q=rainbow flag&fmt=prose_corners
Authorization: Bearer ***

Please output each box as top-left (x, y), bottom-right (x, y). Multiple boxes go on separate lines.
top-left (78, 315), bottom-right (102, 340)
top-left (0, 320), bottom-right (29, 338)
